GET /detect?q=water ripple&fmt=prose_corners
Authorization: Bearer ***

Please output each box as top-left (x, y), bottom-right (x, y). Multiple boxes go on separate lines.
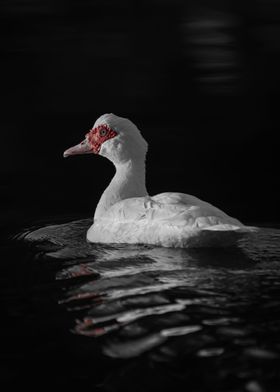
top-left (14, 219), bottom-right (280, 389)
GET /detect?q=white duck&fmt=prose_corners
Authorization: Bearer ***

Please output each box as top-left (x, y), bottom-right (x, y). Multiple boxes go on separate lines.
top-left (64, 113), bottom-right (254, 248)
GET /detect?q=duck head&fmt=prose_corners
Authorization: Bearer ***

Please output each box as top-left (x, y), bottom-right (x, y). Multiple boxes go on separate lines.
top-left (63, 113), bottom-right (148, 164)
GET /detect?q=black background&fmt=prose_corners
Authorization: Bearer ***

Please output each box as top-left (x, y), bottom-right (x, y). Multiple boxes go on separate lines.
top-left (1, 0), bottom-right (280, 228)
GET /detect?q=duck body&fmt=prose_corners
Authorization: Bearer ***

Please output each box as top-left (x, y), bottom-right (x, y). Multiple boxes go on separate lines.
top-left (64, 113), bottom-right (255, 248)
top-left (87, 192), bottom-right (247, 248)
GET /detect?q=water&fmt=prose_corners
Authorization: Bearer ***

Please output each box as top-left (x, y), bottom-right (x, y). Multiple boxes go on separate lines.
top-left (3, 217), bottom-right (280, 391)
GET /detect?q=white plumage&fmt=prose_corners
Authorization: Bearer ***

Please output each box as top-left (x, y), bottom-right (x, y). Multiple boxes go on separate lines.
top-left (64, 113), bottom-right (255, 248)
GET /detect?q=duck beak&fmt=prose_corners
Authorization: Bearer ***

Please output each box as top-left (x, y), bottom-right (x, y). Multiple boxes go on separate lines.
top-left (63, 139), bottom-right (92, 158)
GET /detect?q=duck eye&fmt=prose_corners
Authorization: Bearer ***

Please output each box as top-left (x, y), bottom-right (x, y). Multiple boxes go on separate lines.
top-left (99, 128), bottom-right (108, 137)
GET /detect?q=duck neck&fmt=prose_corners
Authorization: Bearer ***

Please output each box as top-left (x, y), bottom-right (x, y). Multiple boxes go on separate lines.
top-left (94, 158), bottom-right (148, 221)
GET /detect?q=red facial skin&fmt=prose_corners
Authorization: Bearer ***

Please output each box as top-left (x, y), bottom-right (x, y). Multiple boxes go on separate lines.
top-left (86, 124), bottom-right (117, 154)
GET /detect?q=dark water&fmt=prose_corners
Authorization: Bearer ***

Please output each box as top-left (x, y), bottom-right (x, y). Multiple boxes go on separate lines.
top-left (2, 217), bottom-right (280, 391)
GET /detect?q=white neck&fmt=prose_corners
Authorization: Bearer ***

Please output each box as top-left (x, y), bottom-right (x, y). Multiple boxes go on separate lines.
top-left (94, 159), bottom-right (148, 221)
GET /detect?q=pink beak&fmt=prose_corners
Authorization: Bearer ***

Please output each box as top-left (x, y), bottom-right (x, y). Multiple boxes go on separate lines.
top-left (63, 139), bottom-right (92, 158)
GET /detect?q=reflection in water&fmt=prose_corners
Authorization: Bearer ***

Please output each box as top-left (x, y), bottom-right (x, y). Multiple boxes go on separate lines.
top-left (182, 9), bottom-right (241, 94)
top-left (20, 219), bottom-right (280, 375)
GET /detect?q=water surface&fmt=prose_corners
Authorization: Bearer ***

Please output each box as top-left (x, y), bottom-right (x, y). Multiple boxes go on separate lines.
top-left (4, 218), bottom-right (280, 391)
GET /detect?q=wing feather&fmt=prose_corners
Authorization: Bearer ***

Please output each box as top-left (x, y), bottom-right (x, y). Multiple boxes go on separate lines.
top-left (101, 192), bottom-right (242, 228)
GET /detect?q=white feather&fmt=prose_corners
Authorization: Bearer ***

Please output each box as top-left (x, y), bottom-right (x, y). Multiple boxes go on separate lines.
top-left (84, 114), bottom-right (256, 248)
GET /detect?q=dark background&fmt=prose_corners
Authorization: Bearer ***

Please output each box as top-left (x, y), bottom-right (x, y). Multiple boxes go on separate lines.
top-left (1, 0), bottom-right (280, 228)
